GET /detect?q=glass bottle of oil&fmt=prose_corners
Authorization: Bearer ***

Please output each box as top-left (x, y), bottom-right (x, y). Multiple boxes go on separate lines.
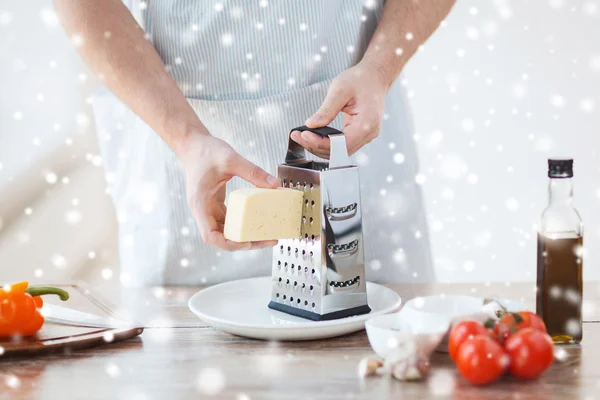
top-left (536, 158), bottom-right (583, 344)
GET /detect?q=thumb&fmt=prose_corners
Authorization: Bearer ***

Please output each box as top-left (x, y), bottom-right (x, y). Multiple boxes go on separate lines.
top-left (231, 156), bottom-right (280, 189)
top-left (305, 85), bottom-right (350, 128)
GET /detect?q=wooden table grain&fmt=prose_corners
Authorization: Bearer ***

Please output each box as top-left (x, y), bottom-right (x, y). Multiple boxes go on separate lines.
top-left (2, 282), bottom-right (600, 400)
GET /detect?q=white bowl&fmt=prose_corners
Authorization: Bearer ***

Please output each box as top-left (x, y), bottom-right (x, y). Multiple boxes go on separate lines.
top-left (365, 310), bottom-right (450, 360)
top-left (402, 295), bottom-right (528, 352)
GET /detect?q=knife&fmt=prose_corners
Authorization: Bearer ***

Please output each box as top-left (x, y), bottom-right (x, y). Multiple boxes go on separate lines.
top-left (41, 303), bottom-right (138, 329)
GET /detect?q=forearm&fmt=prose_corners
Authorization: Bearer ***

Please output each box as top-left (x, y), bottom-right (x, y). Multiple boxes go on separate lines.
top-left (53, 0), bottom-right (206, 155)
top-left (362, 0), bottom-right (456, 88)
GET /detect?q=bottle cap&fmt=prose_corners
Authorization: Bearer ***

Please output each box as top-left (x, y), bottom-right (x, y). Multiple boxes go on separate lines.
top-left (548, 158), bottom-right (573, 178)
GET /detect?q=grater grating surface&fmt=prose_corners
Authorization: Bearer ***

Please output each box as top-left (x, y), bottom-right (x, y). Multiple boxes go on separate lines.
top-left (268, 126), bottom-right (370, 321)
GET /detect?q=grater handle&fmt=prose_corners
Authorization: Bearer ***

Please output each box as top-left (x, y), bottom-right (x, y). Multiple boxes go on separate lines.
top-left (286, 126), bottom-right (353, 169)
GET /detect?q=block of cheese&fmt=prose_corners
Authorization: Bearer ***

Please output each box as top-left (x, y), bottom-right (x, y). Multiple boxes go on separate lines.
top-left (224, 188), bottom-right (304, 242)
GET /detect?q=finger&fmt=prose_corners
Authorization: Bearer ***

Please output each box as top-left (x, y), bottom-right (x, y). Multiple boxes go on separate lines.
top-left (305, 84), bottom-right (351, 128)
top-left (206, 231), bottom-right (277, 251)
top-left (290, 130), bottom-right (330, 159)
top-left (204, 230), bottom-right (254, 251)
top-left (344, 120), bottom-right (378, 156)
top-left (231, 156), bottom-right (280, 188)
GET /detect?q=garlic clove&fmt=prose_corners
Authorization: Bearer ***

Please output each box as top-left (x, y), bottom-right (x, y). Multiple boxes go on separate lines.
top-left (357, 357), bottom-right (384, 378)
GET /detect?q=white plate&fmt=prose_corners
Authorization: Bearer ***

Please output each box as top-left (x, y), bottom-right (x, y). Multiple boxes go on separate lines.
top-left (188, 276), bottom-right (401, 341)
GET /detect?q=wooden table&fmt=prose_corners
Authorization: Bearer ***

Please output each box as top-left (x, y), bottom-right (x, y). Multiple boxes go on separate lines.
top-left (2, 282), bottom-right (600, 399)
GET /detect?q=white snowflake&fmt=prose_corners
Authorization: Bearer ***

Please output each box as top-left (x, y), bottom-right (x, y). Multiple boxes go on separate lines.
top-left (52, 253), bottom-right (67, 269)
top-left (548, 0), bottom-right (565, 9)
top-left (512, 84), bottom-right (527, 98)
top-left (439, 154), bottom-right (468, 180)
top-left (393, 248), bottom-right (406, 264)
top-left (463, 260), bottom-right (475, 272)
top-left (5, 375), bottom-right (20, 389)
top-left (101, 268), bottom-right (113, 280)
top-left (0, 10), bottom-right (13, 25)
top-left (72, 34), bottom-right (84, 47)
top-left (103, 332), bottom-right (115, 343)
top-left (583, 2), bottom-right (598, 15)
top-left (465, 26), bottom-right (480, 40)
top-left (505, 197), bottom-right (519, 211)
top-left (106, 362), bottom-right (121, 378)
top-left (467, 173), bottom-right (478, 184)
top-left (580, 98), bottom-right (595, 113)
top-left (65, 209), bottom-right (82, 224)
top-left (393, 153), bottom-right (405, 164)
top-left (427, 370), bottom-right (455, 397)
top-left (370, 259), bottom-right (382, 271)
top-left (34, 268), bottom-right (43, 278)
top-left (214, 2), bottom-right (224, 12)
top-left (462, 118), bottom-right (474, 131)
top-left (551, 94), bottom-right (566, 108)
top-left (221, 33), bottom-right (234, 47)
top-left (565, 319), bottom-right (581, 337)
top-left (230, 6), bottom-right (243, 19)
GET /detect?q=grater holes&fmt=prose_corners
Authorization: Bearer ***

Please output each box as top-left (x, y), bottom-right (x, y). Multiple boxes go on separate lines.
top-left (297, 265), bottom-right (301, 273)
top-left (309, 217), bottom-right (313, 225)
top-left (276, 293), bottom-right (279, 298)
top-left (312, 302), bottom-right (316, 308)
top-left (297, 298), bottom-right (301, 304)
top-left (311, 200), bottom-right (315, 208)
top-left (304, 266), bottom-right (308, 275)
top-left (304, 300), bottom-right (308, 306)
top-left (283, 178), bottom-right (287, 186)
top-left (286, 278), bottom-right (290, 285)
top-left (283, 295), bottom-right (287, 300)
top-left (290, 297), bottom-right (294, 303)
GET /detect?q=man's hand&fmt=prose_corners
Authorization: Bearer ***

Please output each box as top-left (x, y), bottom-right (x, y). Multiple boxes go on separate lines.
top-left (291, 63), bottom-right (388, 159)
top-left (293, 0), bottom-right (455, 158)
top-left (180, 134), bottom-right (280, 251)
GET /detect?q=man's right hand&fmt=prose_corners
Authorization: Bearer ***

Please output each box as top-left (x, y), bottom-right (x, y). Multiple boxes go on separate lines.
top-left (179, 133), bottom-right (280, 251)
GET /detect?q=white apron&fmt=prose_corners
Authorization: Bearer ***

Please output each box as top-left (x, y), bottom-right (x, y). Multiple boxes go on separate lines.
top-left (91, 0), bottom-right (434, 286)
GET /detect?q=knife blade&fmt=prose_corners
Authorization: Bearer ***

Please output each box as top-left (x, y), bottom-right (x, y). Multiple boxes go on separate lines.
top-left (41, 303), bottom-right (138, 329)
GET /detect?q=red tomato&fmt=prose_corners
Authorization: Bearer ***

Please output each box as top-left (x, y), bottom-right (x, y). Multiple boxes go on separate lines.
top-left (455, 335), bottom-right (509, 385)
top-left (504, 328), bottom-right (554, 380)
top-left (448, 320), bottom-right (489, 361)
top-left (494, 311), bottom-right (547, 342)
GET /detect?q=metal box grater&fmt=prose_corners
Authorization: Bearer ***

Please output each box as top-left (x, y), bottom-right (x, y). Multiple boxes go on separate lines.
top-left (267, 125), bottom-right (371, 321)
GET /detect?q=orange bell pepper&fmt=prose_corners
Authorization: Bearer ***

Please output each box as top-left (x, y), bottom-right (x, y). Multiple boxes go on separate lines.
top-left (0, 281), bottom-right (69, 337)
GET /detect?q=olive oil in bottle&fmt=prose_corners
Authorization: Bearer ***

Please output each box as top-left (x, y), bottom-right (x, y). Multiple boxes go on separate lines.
top-left (536, 158), bottom-right (583, 344)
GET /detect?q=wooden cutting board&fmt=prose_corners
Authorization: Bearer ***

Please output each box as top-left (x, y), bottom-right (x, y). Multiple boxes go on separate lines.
top-left (0, 282), bottom-right (143, 358)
